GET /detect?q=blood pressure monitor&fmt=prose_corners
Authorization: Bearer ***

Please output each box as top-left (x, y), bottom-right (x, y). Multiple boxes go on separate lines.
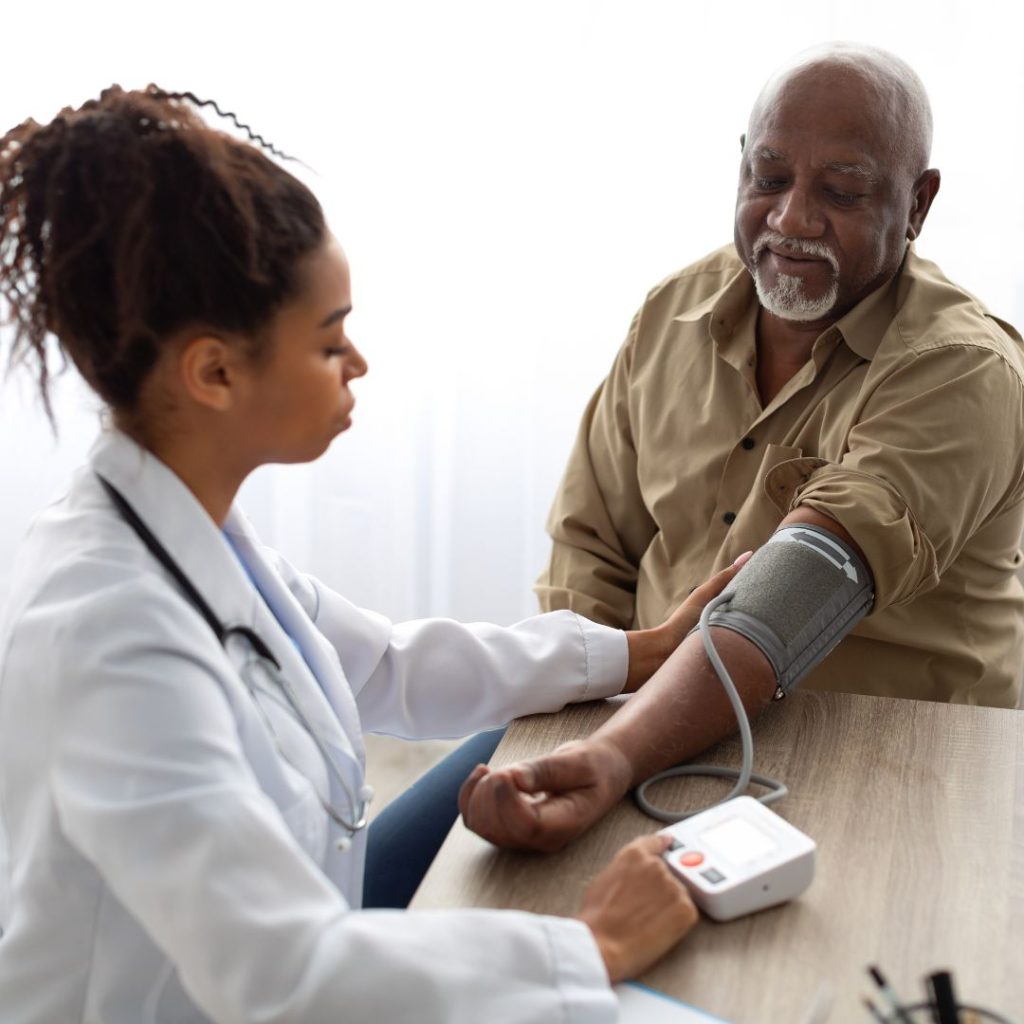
top-left (660, 795), bottom-right (815, 921)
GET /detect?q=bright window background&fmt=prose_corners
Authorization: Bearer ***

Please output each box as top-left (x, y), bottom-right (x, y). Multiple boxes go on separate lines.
top-left (3, 1), bottom-right (1023, 625)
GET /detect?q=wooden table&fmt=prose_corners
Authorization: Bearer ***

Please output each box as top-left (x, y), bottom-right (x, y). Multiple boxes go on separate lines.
top-left (412, 691), bottom-right (1024, 1022)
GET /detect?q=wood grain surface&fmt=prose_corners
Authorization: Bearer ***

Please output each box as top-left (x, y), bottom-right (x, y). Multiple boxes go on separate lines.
top-left (411, 691), bottom-right (1024, 1023)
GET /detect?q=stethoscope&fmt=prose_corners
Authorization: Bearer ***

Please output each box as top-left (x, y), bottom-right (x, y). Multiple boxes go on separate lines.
top-left (97, 474), bottom-right (372, 851)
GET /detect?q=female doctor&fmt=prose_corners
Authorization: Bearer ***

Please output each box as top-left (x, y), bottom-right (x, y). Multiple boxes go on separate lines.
top-left (0, 87), bottom-right (743, 1024)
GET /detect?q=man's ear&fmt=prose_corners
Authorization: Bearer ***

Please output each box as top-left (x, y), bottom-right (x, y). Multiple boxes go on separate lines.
top-left (178, 335), bottom-right (241, 412)
top-left (739, 132), bottom-right (746, 152)
top-left (906, 168), bottom-right (941, 241)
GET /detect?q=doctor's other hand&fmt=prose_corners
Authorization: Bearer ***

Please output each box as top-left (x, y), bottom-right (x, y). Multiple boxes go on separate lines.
top-left (622, 550), bottom-right (753, 692)
top-left (576, 834), bottom-right (698, 983)
top-left (458, 737), bottom-right (630, 853)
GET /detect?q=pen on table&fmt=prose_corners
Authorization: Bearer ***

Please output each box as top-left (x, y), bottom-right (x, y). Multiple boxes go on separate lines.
top-left (927, 970), bottom-right (960, 1024)
top-left (799, 980), bottom-right (834, 1024)
top-left (868, 965), bottom-right (913, 1024)
top-left (862, 996), bottom-right (887, 1023)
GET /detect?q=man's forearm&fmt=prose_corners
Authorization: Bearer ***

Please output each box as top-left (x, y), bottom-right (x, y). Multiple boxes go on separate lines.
top-left (592, 627), bottom-right (778, 786)
top-left (458, 613), bottom-right (781, 854)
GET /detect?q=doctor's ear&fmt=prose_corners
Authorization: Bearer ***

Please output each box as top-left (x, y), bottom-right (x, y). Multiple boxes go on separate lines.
top-left (178, 335), bottom-right (244, 412)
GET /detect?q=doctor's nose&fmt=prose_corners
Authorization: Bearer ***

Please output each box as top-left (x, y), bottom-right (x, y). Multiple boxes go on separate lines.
top-left (344, 341), bottom-right (368, 382)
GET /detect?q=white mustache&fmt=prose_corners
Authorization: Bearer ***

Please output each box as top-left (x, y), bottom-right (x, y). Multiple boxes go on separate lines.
top-left (753, 231), bottom-right (839, 275)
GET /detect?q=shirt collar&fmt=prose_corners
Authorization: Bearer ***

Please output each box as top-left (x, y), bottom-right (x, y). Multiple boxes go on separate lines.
top-left (673, 264), bottom-right (753, 336)
top-left (672, 249), bottom-right (908, 362)
top-left (828, 259), bottom-right (904, 361)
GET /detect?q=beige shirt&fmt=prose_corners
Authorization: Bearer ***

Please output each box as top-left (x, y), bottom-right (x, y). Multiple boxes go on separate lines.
top-left (538, 245), bottom-right (1024, 707)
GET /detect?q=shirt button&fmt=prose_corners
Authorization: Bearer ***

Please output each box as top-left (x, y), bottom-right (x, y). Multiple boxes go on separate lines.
top-left (741, 437), bottom-right (756, 450)
top-left (723, 512), bottom-right (736, 525)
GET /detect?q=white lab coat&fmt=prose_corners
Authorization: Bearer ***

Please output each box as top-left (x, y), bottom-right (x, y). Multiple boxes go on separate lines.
top-left (0, 429), bottom-right (627, 1024)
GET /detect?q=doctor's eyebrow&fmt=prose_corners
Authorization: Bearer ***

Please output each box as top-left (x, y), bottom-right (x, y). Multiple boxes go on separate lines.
top-left (319, 306), bottom-right (352, 329)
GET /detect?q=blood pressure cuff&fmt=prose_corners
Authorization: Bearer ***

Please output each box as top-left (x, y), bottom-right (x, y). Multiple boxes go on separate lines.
top-left (707, 524), bottom-right (874, 695)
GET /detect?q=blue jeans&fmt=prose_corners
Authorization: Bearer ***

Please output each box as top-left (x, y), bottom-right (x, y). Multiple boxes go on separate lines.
top-left (362, 728), bottom-right (506, 909)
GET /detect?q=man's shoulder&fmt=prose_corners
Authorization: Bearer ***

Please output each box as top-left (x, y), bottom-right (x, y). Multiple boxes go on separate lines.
top-left (640, 244), bottom-right (746, 315)
top-left (892, 252), bottom-right (1024, 372)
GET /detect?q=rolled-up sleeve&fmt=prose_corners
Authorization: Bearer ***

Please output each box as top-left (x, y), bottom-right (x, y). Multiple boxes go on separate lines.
top-left (766, 343), bottom-right (1024, 613)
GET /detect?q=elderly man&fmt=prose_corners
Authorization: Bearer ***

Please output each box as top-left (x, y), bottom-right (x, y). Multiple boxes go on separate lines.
top-left (459, 44), bottom-right (1024, 851)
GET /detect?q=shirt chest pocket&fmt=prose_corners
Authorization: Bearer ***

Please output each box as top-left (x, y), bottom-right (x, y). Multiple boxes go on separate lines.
top-left (724, 443), bottom-right (806, 545)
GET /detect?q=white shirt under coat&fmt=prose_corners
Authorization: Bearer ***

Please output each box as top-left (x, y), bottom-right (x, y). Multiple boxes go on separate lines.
top-left (0, 429), bottom-right (627, 1024)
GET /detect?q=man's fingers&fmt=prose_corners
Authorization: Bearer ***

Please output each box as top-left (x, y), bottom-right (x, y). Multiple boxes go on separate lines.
top-left (457, 763), bottom-right (490, 819)
top-left (466, 768), bottom-right (546, 846)
top-left (508, 750), bottom-right (598, 796)
top-left (462, 765), bottom-right (596, 852)
top-left (461, 743), bottom-right (626, 851)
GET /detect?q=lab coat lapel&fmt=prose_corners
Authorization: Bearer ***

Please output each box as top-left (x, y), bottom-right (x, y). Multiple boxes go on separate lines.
top-left (91, 429), bottom-right (365, 775)
top-left (224, 513), bottom-right (366, 770)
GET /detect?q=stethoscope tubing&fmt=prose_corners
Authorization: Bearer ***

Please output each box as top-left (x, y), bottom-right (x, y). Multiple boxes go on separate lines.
top-left (96, 473), bottom-right (369, 841)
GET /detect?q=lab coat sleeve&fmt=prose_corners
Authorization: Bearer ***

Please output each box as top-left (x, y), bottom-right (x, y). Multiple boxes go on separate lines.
top-left (47, 576), bottom-right (617, 1024)
top-left (301, 574), bottom-right (628, 737)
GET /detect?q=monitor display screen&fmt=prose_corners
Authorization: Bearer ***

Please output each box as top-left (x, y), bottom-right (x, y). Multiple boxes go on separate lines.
top-left (700, 816), bottom-right (777, 865)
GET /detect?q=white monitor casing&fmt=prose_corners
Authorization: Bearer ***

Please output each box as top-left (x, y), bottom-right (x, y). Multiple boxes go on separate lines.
top-left (659, 795), bottom-right (815, 921)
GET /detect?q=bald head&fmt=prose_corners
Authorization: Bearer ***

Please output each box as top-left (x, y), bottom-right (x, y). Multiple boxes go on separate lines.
top-left (748, 43), bottom-right (933, 184)
top-left (734, 44), bottom-right (941, 329)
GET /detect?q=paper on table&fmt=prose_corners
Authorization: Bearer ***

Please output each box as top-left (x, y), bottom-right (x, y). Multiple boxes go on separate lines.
top-left (615, 982), bottom-right (733, 1023)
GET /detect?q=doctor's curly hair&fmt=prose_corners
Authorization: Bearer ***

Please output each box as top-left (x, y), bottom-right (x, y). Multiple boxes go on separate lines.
top-left (0, 85), bottom-right (326, 419)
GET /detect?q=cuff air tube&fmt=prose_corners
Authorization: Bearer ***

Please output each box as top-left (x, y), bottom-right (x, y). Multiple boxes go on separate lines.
top-left (707, 524), bottom-right (874, 694)
top-left (635, 523), bottom-right (871, 824)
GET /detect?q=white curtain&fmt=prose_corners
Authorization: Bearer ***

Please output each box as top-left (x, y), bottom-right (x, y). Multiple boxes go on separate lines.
top-left (3, 0), bottom-right (1023, 625)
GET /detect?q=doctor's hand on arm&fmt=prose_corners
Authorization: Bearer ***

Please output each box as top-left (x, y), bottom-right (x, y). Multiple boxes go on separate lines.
top-left (576, 834), bottom-right (698, 982)
top-left (620, 551), bottom-right (753, 692)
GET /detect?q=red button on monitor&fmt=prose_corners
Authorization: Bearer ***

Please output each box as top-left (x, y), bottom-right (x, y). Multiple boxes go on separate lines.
top-left (679, 851), bottom-right (704, 867)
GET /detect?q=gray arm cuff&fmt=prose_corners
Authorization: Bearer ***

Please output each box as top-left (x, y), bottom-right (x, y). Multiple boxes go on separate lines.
top-left (703, 524), bottom-right (874, 694)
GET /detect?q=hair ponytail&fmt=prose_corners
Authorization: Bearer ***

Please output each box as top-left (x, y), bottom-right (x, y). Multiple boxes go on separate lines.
top-left (0, 85), bottom-right (326, 417)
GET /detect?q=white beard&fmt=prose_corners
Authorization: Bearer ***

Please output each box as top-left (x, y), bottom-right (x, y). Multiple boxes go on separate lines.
top-left (753, 269), bottom-right (840, 322)
top-left (750, 231), bottom-right (840, 322)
